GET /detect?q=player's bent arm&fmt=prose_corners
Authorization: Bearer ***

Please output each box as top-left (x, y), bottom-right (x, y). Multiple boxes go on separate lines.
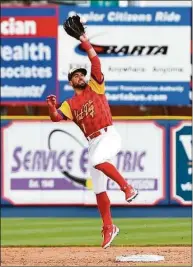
top-left (48, 105), bottom-right (64, 122)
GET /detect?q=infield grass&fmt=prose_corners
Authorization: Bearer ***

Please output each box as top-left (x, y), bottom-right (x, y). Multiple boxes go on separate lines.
top-left (1, 218), bottom-right (191, 247)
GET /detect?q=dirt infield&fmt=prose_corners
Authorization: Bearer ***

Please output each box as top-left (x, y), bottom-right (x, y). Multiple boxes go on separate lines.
top-left (1, 246), bottom-right (192, 266)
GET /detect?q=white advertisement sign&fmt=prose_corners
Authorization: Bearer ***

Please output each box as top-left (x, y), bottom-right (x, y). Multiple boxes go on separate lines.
top-left (2, 120), bottom-right (165, 205)
top-left (58, 25), bottom-right (190, 82)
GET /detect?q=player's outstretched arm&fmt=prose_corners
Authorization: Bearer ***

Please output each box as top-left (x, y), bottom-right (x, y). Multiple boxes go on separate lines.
top-left (79, 34), bottom-right (96, 59)
top-left (63, 15), bottom-right (103, 83)
top-left (80, 34), bottom-right (103, 83)
top-left (46, 95), bottom-right (63, 122)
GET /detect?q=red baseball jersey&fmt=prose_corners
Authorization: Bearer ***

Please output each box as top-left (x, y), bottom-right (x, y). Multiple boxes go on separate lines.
top-left (58, 76), bottom-right (112, 137)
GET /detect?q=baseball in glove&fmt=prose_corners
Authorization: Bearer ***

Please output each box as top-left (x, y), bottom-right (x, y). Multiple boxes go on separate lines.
top-left (63, 15), bottom-right (86, 40)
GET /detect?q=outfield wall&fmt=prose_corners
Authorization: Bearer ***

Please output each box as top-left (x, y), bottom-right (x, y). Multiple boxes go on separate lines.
top-left (1, 116), bottom-right (192, 216)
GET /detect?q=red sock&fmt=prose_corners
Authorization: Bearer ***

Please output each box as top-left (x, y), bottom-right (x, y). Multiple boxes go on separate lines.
top-left (96, 192), bottom-right (112, 226)
top-left (95, 162), bottom-right (128, 190)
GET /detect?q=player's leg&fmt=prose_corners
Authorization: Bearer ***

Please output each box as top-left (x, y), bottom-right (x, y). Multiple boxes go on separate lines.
top-left (95, 162), bottom-right (138, 202)
top-left (89, 166), bottom-right (111, 225)
top-left (90, 127), bottom-right (138, 202)
top-left (90, 165), bottom-right (119, 249)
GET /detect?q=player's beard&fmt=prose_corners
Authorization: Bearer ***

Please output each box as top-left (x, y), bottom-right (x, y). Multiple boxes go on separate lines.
top-left (73, 81), bottom-right (87, 90)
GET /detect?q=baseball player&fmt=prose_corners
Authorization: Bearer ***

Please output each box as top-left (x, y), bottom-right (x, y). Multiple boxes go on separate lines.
top-left (46, 15), bottom-right (138, 249)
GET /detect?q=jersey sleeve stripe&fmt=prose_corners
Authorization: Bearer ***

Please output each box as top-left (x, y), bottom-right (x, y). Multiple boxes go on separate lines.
top-left (57, 109), bottom-right (67, 120)
top-left (58, 101), bottom-right (73, 120)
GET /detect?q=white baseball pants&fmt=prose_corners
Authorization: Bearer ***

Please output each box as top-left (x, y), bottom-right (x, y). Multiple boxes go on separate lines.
top-left (88, 125), bottom-right (122, 194)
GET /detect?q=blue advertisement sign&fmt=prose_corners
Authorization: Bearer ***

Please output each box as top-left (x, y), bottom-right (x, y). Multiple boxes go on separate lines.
top-left (58, 6), bottom-right (191, 105)
top-left (170, 121), bottom-right (192, 205)
top-left (1, 6), bottom-right (58, 104)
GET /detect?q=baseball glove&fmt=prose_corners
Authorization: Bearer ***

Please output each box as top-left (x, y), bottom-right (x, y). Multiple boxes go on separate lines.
top-left (63, 15), bottom-right (85, 40)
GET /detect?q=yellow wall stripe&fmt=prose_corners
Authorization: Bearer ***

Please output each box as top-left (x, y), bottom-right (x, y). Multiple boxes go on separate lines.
top-left (1, 116), bottom-right (192, 120)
